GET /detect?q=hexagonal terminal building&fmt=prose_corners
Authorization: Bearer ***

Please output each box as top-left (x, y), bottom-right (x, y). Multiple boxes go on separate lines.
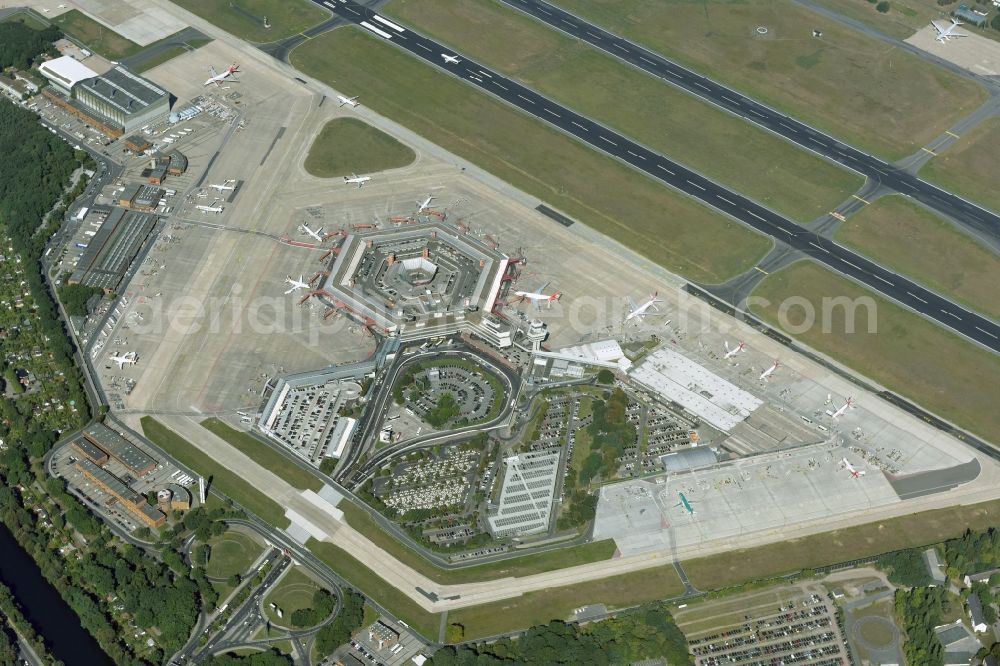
top-left (320, 222), bottom-right (515, 345)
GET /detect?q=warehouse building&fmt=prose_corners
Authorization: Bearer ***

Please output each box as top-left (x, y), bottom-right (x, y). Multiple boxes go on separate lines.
top-left (75, 459), bottom-right (166, 528)
top-left (79, 423), bottom-right (157, 477)
top-left (69, 207), bottom-right (157, 293)
top-left (119, 183), bottom-right (164, 212)
top-left (39, 59), bottom-right (170, 137)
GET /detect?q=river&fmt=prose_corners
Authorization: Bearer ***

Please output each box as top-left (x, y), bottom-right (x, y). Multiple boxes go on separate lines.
top-left (0, 521), bottom-right (113, 664)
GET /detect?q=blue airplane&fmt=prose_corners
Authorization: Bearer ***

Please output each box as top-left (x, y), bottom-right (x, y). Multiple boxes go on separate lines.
top-left (675, 492), bottom-right (695, 516)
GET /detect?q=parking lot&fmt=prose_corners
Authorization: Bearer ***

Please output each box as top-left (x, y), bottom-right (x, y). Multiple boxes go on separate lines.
top-left (687, 593), bottom-right (850, 665)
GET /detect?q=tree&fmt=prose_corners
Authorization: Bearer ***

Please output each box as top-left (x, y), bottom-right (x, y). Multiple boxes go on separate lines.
top-left (876, 1), bottom-right (891, 11)
top-left (596, 369), bottom-right (614, 384)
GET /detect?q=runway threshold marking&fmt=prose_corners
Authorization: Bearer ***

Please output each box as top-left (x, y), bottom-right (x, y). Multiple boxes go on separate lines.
top-left (753, 266), bottom-right (769, 275)
top-left (921, 147), bottom-right (937, 156)
top-left (851, 194), bottom-right (870, 205)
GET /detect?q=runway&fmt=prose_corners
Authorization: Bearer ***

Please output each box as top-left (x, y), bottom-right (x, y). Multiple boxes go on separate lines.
top-left (314, 0), bottom-right (1000, 354)
top-left (499, 0), bottom-right (1000, 248)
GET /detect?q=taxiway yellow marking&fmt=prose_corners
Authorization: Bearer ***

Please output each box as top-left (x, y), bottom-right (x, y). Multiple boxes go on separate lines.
top-left (851, 194), bottom-right (870, 205)
top-left (753, 266), bottom-right (769, 275)
top-left (830, 211), bottom-right (846, 221)
top-left (921, 147), bottom-right (937, 156)
top-left (946, 130), bottom-right (960, 139)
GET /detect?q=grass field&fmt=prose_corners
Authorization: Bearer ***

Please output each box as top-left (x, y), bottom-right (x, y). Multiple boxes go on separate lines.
top-left (134, 38), bottom-right (212, 73)
top-left (200, 418), bottom-right (322, 492)
top-left (384, 0), bottom-right (861, 222)
top-left (923, 116), bottom-right (1000, 214)
top-left (206, 529), bottom-right (264, 580)
top-left (836, 195), bottom-right (1000, 321)
top-left (676, 585), bottom-right (805, 637)
top-left (307, 539), bottom-right (441, 640)
top-left (816, 0), bottom-right (1000, 44)
top-left (167, 0), bottom-right (328, 43)
top-left (52, 10), bottom-right (142, 60)
top-left (338, 501), bottom-right (616, 584)
top-left (550, 0), bottom-right (986, 160)
top-left (141, 417), bottom-right (291, 528)
top-left (264, 567), bottom-right (325, 627)
top-left (748, 261), bottom-right (1000, 443)
top-left (290, 28), bottom-right (772, 284)
top-left (0, 11), bottom-right (49, 30)
top-left (447, 564), bottom-right (684, 639)
top-left (304, 118), bottom-right (416, 178)
top-left (683, 497), bottom-right (1000, 589)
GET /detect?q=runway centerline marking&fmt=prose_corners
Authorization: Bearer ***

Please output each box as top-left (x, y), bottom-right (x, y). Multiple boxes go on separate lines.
top-left (976, 326), bottom-right (998, 339)
top-left (599, 135), bottom-right (617, 146)
top-left (656, 164), bottom-right (674, 175)
top-left (686, 180), bottom-right (706, 191)
top-left (571, 120), bottom-right (589, 132)
top-left (543, 108), bottom-right (560, 117)
top-left (517, 94), bottom-right (535, 104)
top-left (907, 291), bottom-right (929, 304)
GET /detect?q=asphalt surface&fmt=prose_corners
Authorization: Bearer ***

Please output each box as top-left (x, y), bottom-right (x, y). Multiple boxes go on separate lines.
top-left (500, 0), bottom-right (1000, 247)
top-left (313, 0), bottom-right (1000, 354)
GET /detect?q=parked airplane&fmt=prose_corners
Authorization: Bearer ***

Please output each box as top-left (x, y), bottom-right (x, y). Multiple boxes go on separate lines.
top-left (841, 458), bottom-right (866, 478)
top-left (675, 492), bottom-right (695, 516)
top-left (830, 397), bottom-right (855, 419)
top-left (723, 340), bottom-right (746, 359)
top-left (208, 179), bottom-right (236, 192)
top-left (343, 173), bottom-right (372, 188)
top-left (109, 351), bottom-right (137, 368)
top-left (195, 204), bottom-right (224, 213)
top-left (417, 195), bottom-right (434, 211)
top-left (932, 19), bottom-right (967, 43)
top-left (300, 224), bottom-right (324, 242)
top-left (514, 282), bottom-right (561, 308)
top-left (759, 360), bottom-right (780, 381)
top-left (284, 275), bottom-right (309, 294)
top-left (337, 95), bottom-right (360, 107)
top-left (441, 54), bottom-right (461, 64)
top-left (204, 63), bottom-right (240, 87)
top-left (624, 292), bottom-right (662, 322)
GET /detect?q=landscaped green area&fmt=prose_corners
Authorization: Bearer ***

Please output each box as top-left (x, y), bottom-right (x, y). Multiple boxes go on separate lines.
top-left (836, 195), bottom-right (1000, 320)
top-left (385, 0), bottom-right (860, 222)
top-left (167, 0), bottom-right (328, 43)
top-left (206, 529), bottom-right (264, 580)
top-left (338, 500), bottom-right (616, 584)
top-left (447, 564), bottom-right (685, 639)
top-left (141, 417), bottom-right (291, 528)
top-left (748, 261), bottom-right (1000, 444)
top-left (290, 27), bottom-right (771, 284)
top-left (549, 0), bottom-right (986, 160)
top-left (307, 539), bottom-right (441, 640)
top-left (52, 10), bottom-right (142, 60)
top-left (264, 567), bottom-right (325, 627)
top-left (682, 496), bottom-right (1000, 589)
top-left (923, 116), bottom-right (1000, 215)
top-left (304, 118), bottom-right (415, 179)
top-left (201, 418), bottom-right (322, 492)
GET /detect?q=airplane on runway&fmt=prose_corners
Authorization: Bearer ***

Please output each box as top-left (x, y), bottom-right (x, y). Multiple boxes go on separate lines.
top-left (337, 95), bottom-right (360, 107)
top-left (513, 282), bottom-right (561, 308)
top-left (441, 54), bottom-right (461, 64)
top-left (675, 492), bottom-right (695, 516)
top-left (723, 340), bottom-right (746, 359)
top-left (343, 173), bottom-right (372, 188)
top-left (300, 224), bottom-right (324, 242)
top-left (932, 19), bottom-right (967, 43)
top-left (830, 397), bottom-right (855, 419)
top-left (208, 179), bottom-right (236, 192)
top-left (109, 351), bottom-right (137, 369)
top-left (204, 63), bottom-right (240, 87)
top-left (195, 204), bottom-right (224, 213)
top-left (417, 195), bottom-right (434, 211)
top-left (624, 292), bottom-right (662, 322)
top-left (759, 360), bottom-right (780, 381)
top-left (284, 275), bottom-right (309, 294)
top-left (841, 458), bottom-right (866, 478)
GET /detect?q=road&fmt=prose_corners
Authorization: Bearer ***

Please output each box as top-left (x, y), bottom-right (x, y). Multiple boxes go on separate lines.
top-left (498, 0), bottom-right (1000, 249)
top-left (313, 0), bottom-right (1000, 354)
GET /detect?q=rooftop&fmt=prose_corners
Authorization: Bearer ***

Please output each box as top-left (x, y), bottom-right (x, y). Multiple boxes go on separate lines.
top-left (76, 66), bottom-right (168, 116)
top-left (38, 56), bottom-right (98, 89)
